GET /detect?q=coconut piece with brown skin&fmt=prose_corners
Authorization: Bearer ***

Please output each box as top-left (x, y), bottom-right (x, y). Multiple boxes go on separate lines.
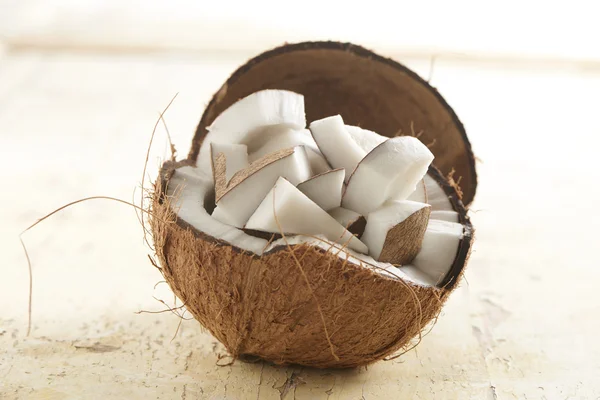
top-left (249, 127), bottom-right (331, 175)
top-left (329, 207), bottom-right (367, 237)
top-left (342, 136), bottom-right (434, 216)
top-left (245, 177), bottom-right (367, 253)
top-left (361, 200), bottom-right (431, 264)
top-left (210, 143), bottom-right (249, 200)
top-left (197, 89), bottom-right (306, 174)
top-left (211, 146), bottom-right (312, 227)
top-left (296, 168), bottom-right (344, 211)
top-left (150, 42), bottom-right (475, 369)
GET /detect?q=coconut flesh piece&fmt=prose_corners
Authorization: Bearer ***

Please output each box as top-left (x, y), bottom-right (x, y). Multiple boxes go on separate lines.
top-left (410, 219), bottom-right (464, 284)
top-left (424, 174), bottom-right (454, 211)
top-left (249, 127), bottom-right (331, 175)
top-left (181, 89), bottom-right (464, 288)
top-left (345, 125), bottom-right (386, 153)
top-left (196, 90), bottom-right (306, 172)
top-left (210, 143), bottom-right (249, 182)
top-left (328, 207), bottom-right (366, 237)
top-left (407, 179), bottom-right (427, 203)
top-left (211, 146), bottom-right (312, 227)
top-left (245, 177), bottom-right (368, 253)
top-left (430, 210), bottom-right (459, 223)
top-left (309, 115), bottom-right (367, 182)
top-left (361, 200), bottom-right (431, 263)
top-left (345, 125), bottom-right (453, 211)
top-left (342, 136), bottom-right (435, 216)
top-left (296, 168), bottom-right (344, 211)
top-left (165, 165), bottom-right (373, 259)
top-left (210, 143), bottom-right (249, 200)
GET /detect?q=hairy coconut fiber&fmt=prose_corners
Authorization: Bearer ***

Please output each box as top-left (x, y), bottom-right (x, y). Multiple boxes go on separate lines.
top-left (151, 163), bottom-right (473, 369)
top-left (149, 42), bottom-right (475, 368)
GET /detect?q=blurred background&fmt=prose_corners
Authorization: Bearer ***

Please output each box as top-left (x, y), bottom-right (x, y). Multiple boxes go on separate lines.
top-left (1, 1), bottom-right (599, 398)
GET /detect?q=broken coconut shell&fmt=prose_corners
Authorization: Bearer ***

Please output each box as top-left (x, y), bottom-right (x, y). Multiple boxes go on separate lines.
top-left (150, 42), bottom-right (476, 368)
top-left (191, 41), bottom-right (477, 206)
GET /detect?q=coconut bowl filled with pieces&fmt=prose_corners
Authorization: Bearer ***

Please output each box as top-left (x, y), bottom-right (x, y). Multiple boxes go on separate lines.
top-left (150, 41), bottom-right (476, 369)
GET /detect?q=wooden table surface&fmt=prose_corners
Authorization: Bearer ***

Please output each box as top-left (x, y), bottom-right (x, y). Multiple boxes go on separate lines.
top-left (1, 20), bottom-right (600, 399)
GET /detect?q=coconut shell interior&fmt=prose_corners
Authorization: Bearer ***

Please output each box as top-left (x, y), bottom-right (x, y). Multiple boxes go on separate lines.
top-left (190, 41), bottom-right (477, 205)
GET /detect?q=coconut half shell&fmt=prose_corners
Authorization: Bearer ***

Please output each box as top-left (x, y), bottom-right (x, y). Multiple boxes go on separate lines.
top-left (190, 41), bottom-right (477, 206)
top-left (151, 162), bottom-right (472, 369)
top-left (150, 42), bottom-right (476, 368)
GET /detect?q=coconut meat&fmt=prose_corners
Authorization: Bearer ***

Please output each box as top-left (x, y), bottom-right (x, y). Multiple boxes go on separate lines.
top-left (411, 220), bottom-right (464, 284)
top-left (407, 179), bottom-right (427, 203)
top-left (248, 127), bottom-right (331, 175)
top-left (210, 143), bottom-right (249, 183)
top-left (328, 207), bottom-right (366, 237)
top-left (430, 210), bottom-right (459, 223)
top-left (211, 146), bottom-right (312, 227)
top-left (197, 90), bottom-right (306, 173)
top-left (296, 168), bottom-right (344, 211)
top-left (342, 136), bottom-right (434, 216)
top-left (167, 164), bottom-right (460, 288)
top-left (170, 89), bottom-right (468, 287)
top-left (423, 174), bottom-right (454, 211)
top-left (245, 177), bottom-right (368, 253)
top-left (309, 115), bottom-right (366, 182)
top-left (345, 125), bottom-right (386, 152)
top-left (361, 200), bottom-right (431, 261)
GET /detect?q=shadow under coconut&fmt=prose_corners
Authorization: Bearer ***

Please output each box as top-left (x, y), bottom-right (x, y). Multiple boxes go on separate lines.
top-left (178, 346), bottom-right (449, 399)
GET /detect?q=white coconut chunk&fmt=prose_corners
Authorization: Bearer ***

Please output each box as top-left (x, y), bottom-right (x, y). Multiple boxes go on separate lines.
top-left (345, 125), bottom-right (387, 153)
top-left (249, 127), bottom-right (331, 175)
top-left (342, 136), bottom-right (434, 216)
top-left (207, 89), bottom-right (305, 137)
top-left (329, 207), bottom-right (365, 234)
top-left (245, 177), bottom-right (368, 254)
top-left (309, 115), bottom-right (367, 182)
top-left (197, 90), bottom-right (305, 171)
top-left (212, 146), bottom-right (312, 228)
top-left (407, 179), bottom-right (427, 203)
top-left (296, 168), bottom-right (345, 211)
top-left (361, 200), bottom-right (431, 261)
top-left (210, 143), bottom-right (248, 182)
top-left (166, 166), bottom-right (269, 254)
top-left (398, 265), bottom-right (438, 286)
top-left (424, 174), bottom-right (453, 211)
top-left (430, 210), bottom-right (459, 223)
top-left (168, 167), bottom-right (435, 286)
top-left (412, 220), bottom-right (464, 284)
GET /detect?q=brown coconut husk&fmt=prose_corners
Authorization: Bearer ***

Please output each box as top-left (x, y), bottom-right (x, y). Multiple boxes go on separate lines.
top-left (190, 41), bottom-right (477, 206)
top-left (150, 162), bottom-right (473, 368)
top-left (149, 42), bottom-right (476, 368)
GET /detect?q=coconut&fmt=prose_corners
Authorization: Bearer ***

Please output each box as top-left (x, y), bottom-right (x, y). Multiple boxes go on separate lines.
top-left (328, 207), bottom-right (367, 237)
top-left (150, 41), bottom-right (475, 369)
